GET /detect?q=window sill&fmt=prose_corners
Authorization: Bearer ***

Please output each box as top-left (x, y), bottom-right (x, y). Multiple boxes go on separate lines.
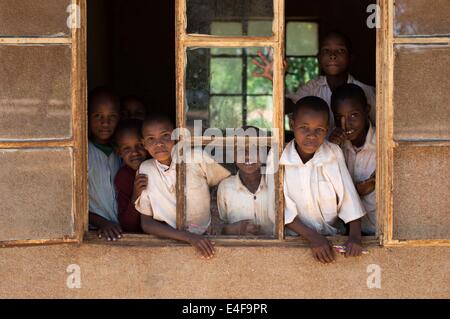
top-left (84, 231), bottom-right (380, 248)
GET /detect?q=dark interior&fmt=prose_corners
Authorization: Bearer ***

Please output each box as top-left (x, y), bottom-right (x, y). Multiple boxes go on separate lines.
top-left (88, 0), bottom-right (375, 117)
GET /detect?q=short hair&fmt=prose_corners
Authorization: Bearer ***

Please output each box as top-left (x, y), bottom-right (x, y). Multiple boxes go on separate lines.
top-left (330, 83), bottom-right (368, 114)
top-left (320, 31), bottom-right (353, 55)
top-left (113, 119), bottom-right (143, 146)
top-left (121, 95), bottom-right (145, 108)
top-left (142, 113), bottom-right (175, 131)
top-left (292, 96), bottom-right (330, 125)
top-left (235, 125), bottom-right (263, 137)
top-left (88, 87), bottom-right (120, 114)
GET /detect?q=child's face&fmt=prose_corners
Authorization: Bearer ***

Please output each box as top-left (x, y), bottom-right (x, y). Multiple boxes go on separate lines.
top-left (291, 109), bottom-right (328, 157)
top-left (121, 100), bottom-right (146, 120)
top-left (142, 121), bottom-right (175, 165)
top-left (89, 102), bottom-right (120, 144)
top-left (116, 131), bottom-right (149, 171)
top-left (235, 146), bottom-right (262, 175)
top-left (318, 35), bottom-right (350, 76)
top-left (334, 99), bottom-right (370, 142)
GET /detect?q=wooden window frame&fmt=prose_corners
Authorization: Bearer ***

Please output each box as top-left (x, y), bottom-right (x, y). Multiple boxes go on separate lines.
top-left (6, 0), bottom-right (448, 248)
top-left (0, 0), bottom-right (87, 247)
top-left (175, 0), bottom-right (286, 241)
top-left (378, 0), bottom-right (450, 247)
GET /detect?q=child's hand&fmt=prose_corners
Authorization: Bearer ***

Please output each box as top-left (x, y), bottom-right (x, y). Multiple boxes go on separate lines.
top-left (356, 177), bottom-right (375, 196)
top-left (223, 220), bottom-right (260, 236)
top-left (186, 233), bottom-right (216, 259)
top-left (252, 50), bottom-right (274, 81)
top-left (328, 128), bottom-right (347, 146)
top-left (308, 233), bottom-right (335, 264)
top-left (251, 50), bottom-right (289, 81)
top-left (344, 236), bottom-right (363, 257)
top-left (132, 174), bottom-right (148, 202)
top-left (237, 220), bottom-right (260, 235)
top-left (97, 220), bottom-right (123, 241)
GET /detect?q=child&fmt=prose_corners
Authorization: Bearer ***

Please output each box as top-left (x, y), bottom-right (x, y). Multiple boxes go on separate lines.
top-left (330, 84), bottom-right (376, 235)
top-left (120, 95), bottom-right (147, 120)
top-left (281, 96), bottom-right (366, 263)
top-left (113, 119), bottom-right (150, 233)
top-left (252, 31), bottom-right (376, 130)
top-left (217, 127), bottom-right (274, 236)
top-left (135, 114), bottom-right (230, 258)
top-left (88, 87), bottom-right (123, 241)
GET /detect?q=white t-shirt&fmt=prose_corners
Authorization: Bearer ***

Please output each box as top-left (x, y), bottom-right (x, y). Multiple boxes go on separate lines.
top-left (217, 172), bottom-right (275, 236)
top-left (135, 151), bottom-right (230, 234)
top-left (280, 140), bottom-right (366, 236)
top-left (287, 75), bottom-right (376, 131)
top-left (342, 123), bottom-right (376, 235)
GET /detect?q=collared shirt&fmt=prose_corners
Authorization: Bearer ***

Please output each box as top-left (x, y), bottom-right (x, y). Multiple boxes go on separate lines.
top-left (280, 140), bottom-right (366, 236)
top-left (342, 123), bottom-right (376, 235)
top-left (217, 172), bottom-right (275, 236)
top-left (88, 141), bottom-right (121, 224)
top-left (135, 151), bottom-right (231, 234)
top-left (287, 75), bottom-right (376, 130)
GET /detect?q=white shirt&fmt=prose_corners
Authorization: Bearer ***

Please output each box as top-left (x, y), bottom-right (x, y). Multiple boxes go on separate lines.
top-left (88, 141), bottom-right (121, 224)
top-left (287, 75), bottom-right (376, 131)
top-left (135, 151), bottom-right (230, 234)
top-left (342, 123), bottom-right (376, 235)
top-left (281, 140), bottom-right (366, 236)
top-left (217, 172), bottom-right (275, 236)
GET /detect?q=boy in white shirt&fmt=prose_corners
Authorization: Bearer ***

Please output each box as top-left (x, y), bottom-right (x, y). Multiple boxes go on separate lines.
top-left (217, 127), bottom-right (274, 236)
top-left (135, 114), bottom-right (230, 259)
top-left (282, 96), bottom-right (366, 263)
top-left (329, 84), bottom-right (376, 235)
top-left (252, 31), bottom-right (376, 131)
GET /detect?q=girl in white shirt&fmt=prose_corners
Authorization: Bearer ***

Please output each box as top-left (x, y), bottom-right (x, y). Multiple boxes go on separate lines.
top-left (282, 96), bottom-right (366, 263)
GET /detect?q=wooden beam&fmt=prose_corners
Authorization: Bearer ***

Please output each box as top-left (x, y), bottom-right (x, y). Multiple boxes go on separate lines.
top-left (0, 140), bottom-right (73, 149)
top-left (393, 37), bottom-right (450, 44)
top-left (273, 0), bottom-right (285, 241)
top-left (384, 239), bottom-right (450, 247)
top-left (175, 0), bottom-right (187, 230)
top-left (182, 35), bottom-right (276, 48)
top-left (376, 0), bottom-right (395, 245)
top-left (0, 38), bottom-right (71, 44)
top-left (72, 0), bottom-right (88, 243)
top-left (394, 140), bottom-right (450, 148)
top-left (0, 238), bottom-right (78, 248)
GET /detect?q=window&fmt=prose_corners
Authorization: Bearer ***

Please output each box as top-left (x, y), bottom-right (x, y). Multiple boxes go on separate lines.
top-left (1, 0), bottom-right (448, 248)
top-left (380, 0), bottom-right (450, 246)
top-left (285, 21), bottom-right (319, 94)
top-left (0, 0), bottom-right (86, 246)
top-left (187, 20), bottom-right (319, 132)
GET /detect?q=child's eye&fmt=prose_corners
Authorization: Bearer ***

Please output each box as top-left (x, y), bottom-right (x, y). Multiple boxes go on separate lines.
top-left (315, 128), bottom-right (326, 135)
top-left (350, 113), bottom-right (359, 118)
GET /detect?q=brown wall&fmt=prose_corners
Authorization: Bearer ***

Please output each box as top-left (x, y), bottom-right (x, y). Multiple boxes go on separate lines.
top-left (0, 244), bottom-right (448, 298)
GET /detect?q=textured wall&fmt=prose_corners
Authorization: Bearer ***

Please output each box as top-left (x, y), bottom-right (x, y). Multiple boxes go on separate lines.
top-left (0, 244), bottom-right (448, 298)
